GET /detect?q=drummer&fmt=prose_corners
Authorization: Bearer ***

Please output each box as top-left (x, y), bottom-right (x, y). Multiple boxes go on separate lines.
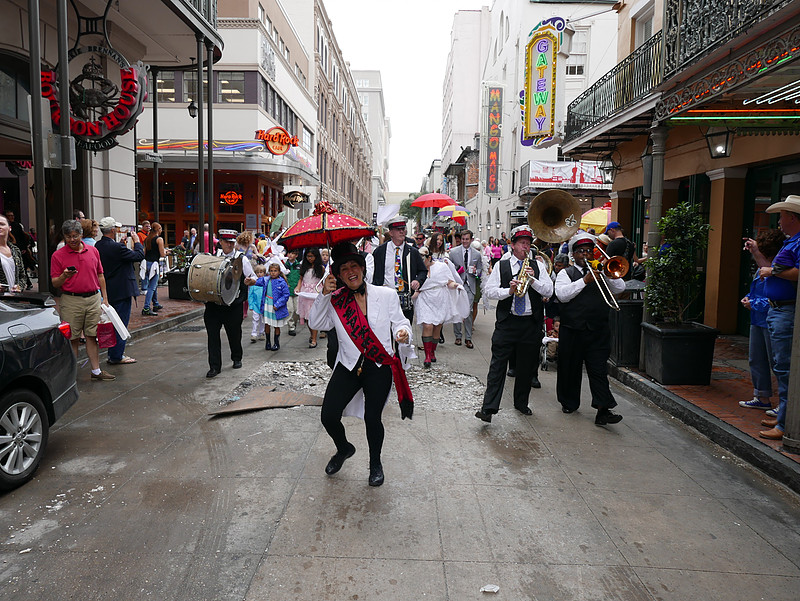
top-left (204, 229), bottom-right (257, 378)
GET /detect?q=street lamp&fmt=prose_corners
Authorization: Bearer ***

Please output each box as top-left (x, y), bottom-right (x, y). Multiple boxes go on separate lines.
top-left (599, 153), bottom-right (620, 184)
top-left (495, 220), bottom-right (501, 230)
top-left (704, 126), bottom-right (734, 159)
top-left (187, 100), bottom-right (198, 118)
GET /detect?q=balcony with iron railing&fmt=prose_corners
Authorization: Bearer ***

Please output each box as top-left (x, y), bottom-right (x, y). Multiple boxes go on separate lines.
top-left (565, 32), bottom-right (662, 143)
top-left (183, 0), bottom-right (217, 29)
top-left (662, 0), bottom-right (795, 79)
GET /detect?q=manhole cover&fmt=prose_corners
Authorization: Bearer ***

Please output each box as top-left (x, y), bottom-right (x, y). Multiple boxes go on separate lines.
top-left (172, 325), bottom-right (205, 332)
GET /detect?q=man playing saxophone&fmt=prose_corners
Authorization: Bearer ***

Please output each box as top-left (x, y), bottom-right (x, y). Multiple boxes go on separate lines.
top-left (475, 225), bottom-right (553, 423)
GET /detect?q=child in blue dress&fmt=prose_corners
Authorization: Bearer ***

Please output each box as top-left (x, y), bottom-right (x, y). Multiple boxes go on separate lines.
top-left (255, 257), bottom-right (290, 351)
top-left (248, 264), bottom-right (267, 342)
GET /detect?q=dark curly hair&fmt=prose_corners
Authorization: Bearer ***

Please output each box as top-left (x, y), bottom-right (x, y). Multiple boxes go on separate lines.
top-left (755, 229), bottom-right (786, 261)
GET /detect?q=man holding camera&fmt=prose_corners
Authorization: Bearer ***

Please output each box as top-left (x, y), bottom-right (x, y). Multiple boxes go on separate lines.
top-left (96, 216), bottom-right (145, 365)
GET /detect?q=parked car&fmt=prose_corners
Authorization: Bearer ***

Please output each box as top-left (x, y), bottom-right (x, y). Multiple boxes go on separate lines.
top-left (0, 292), bottom-right (78, 491)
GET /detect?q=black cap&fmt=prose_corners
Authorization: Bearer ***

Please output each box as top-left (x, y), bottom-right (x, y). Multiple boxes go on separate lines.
top-left (330, 242), bottom-right (366, 276)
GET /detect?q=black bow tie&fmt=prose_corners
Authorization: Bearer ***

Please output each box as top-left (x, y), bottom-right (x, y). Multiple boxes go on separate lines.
top-left (348, 282), bottom-right (367, 296)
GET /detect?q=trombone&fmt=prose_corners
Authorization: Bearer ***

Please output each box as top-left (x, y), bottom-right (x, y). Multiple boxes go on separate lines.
top-left (527, 189), bottom-right (627, 311)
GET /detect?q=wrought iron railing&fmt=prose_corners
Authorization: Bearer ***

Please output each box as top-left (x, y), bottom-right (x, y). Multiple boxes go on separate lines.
top-left (184, 0), bottom-right (217, 28)
top-left (565, 32), bottom-right (662, 142)
top-left (663, 0), bottom-right (795, 79)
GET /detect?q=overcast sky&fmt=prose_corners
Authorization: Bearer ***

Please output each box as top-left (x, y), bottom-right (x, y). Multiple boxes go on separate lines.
top-left (324, 0), bottom-right (490, 194)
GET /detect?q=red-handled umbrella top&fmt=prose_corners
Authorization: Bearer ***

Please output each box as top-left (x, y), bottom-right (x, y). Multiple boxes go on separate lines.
top-left (280, 201), bottom-right (375, 250)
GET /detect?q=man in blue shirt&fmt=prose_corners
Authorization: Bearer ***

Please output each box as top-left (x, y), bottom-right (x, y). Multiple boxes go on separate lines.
top-left (759, 196), bottom-right (800, 441)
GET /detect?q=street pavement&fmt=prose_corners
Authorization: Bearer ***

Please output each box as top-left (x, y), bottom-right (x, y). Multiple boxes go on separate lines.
top-left (2, 307), bottom-right (800, 600)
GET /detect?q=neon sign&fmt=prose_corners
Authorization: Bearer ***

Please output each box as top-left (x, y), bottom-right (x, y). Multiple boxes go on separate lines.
top-left (485, 86), bottom-right (503, 196)
top-left (220, 191), bottom-right (242, 205)
top-left (523, 18), bottom-right (564, 143)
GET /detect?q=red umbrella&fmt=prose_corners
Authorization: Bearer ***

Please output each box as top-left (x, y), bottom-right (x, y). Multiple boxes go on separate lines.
top-left (280, 201), bottom-right (375, 250)
top-left (411, 192), bottom-right (456, 208)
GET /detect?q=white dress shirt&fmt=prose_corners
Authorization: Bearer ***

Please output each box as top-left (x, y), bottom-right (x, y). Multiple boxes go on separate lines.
top-left (216, 248), bottom-right (256, 278)
top-left (308, 283), bottom-right (412, 370)
top-left (484, 255), bottom-right (554, 315)
top-left (555, 264), bottom-right (625, 302)
top-left (383, 241), bottom-right (405, 288)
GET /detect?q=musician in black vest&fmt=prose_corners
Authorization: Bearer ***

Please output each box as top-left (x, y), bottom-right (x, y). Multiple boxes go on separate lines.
top-left (475, 225), bottom-right (553, 422)
top-left (554, 233), bottom-right (625, 425)
top-left (204, 229), bottom-right (256, 378)
top-left (371, 217), bottom-right (427, 321)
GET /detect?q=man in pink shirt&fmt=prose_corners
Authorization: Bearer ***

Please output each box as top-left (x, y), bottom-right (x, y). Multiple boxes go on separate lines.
top-left (51, 219), bottom-right (115, 381)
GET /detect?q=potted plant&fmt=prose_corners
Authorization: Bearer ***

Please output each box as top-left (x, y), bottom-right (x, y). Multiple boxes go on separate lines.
top-left (641, 202), bottom-right (718, 385)
top-left (166, 244), bottom-right (192, 301)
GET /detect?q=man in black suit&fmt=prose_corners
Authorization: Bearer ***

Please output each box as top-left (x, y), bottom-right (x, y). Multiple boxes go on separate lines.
top-left (371, 218), bottom-right (426, 321)
top-left (95, 216), bottom-right (145, 365)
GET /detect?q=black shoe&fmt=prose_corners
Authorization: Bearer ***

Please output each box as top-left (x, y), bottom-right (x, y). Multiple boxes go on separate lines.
top-left (423, 361), bottom-right (431, 369)
top-left (595, 408), bottom-right (623, 425)
top-left (288, 329), bottom-right (296, 336)
top-left (153, 303), bottom-right (164, 311)
top-left (562, 406), bottom-right (576, 414)
top-left (475, 409), bottom-right (493, 423)
top-left (369, 463), bottom-right (384, 487)
top-left (232, 360), bottom-right (242, 369)
top-left (507, 369), bottom-right (516, 377)
top-left (142, 307), bottom-right (158, 316)
top-left (439, 334), bottom-right (445, 344)
top-left (530, 377), bottom-right (541, 389)
top-left (515, 406), bottom-right (533, 416)
top-left (206, 368), bottom-right (220, 378)
top-left (272, 335), bottom-right (280, 351)
top-left (325, 444), bottom-right (356, 475)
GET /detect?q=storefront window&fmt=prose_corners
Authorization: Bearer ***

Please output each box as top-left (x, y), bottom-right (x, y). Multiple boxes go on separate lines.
top-left (0, 55), bottom-right (30, 120)
top-left (184, 182), bottom-right (198, 213)
top-left (150, 71), bottom-right (176, 102)
top-left (219, 183), bottom-right (244, 214)
top-left (158, 181), bottom-right (176, 213)
top-left (218, 72), bottom-right (245, 103)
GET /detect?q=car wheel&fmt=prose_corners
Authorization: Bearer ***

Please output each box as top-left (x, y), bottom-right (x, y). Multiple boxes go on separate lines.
top-left (0, 390), bottom-right (50, 491)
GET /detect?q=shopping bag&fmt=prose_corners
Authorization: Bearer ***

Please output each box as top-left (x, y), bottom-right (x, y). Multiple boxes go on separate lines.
top-left (101, 303), bottom-right (131, 340)
top-left (96, 321), bottom-right (117, 348)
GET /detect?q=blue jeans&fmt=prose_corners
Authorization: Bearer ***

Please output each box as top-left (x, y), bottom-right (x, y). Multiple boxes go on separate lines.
top-left (143, 261), bottom-right (159, 309)
top-left (766, 305), bottom-right (795, 431)
top-left (108, 297), bottom-right (132, 362)
top-left (749, 324), bottom-right (773, 398)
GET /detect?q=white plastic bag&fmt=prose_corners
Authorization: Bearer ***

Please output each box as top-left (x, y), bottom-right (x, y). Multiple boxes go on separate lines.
top-left (101, 303), bottom-right (131, 340)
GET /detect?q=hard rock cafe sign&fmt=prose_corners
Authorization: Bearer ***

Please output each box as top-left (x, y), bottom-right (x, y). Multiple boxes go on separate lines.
top-left (40, 1), bottom-right (147, 151)
top-left (255, 127), bottom-right (300, 156)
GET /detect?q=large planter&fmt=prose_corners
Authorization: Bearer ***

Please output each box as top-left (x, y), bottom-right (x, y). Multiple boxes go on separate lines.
top-left (167, 270), bottom-right (192, 301)
top-left (641, 322), bottom-right (719, 385)
top-left (609, 299), bottom-right (643, 367)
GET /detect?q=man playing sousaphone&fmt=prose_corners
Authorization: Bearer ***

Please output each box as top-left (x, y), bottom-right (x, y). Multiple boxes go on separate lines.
top-left (309, 242), bottom-right (414, 487)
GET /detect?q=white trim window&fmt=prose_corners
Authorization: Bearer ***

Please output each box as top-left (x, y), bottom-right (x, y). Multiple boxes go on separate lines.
top-left (566, 28), bottom-right (588, 77)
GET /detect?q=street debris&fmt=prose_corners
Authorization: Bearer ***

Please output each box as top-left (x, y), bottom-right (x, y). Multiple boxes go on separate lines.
top-left (480, 584), bottom-right (500, 593)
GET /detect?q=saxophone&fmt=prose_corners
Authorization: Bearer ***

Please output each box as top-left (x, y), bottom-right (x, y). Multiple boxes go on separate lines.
top-left (514, 257), bottom-right (531, 297)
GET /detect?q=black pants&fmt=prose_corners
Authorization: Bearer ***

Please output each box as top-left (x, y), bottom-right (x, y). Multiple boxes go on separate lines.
top-left (556, 325), bottom-right (616, 412)
top-left (321, 360), bottom-right (393, 466)
top-left (326, 328), bottom-right (339, 370)
top-left (204, 301), bottom-right (244, 371)
top-left (482, 315), bottom-right (542, 412)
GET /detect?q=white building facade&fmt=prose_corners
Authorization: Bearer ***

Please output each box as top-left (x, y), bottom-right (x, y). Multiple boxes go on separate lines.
top-left (353, 70), bottom-right (390, 211)
top-left (449, 0), bottom-right (618, 239)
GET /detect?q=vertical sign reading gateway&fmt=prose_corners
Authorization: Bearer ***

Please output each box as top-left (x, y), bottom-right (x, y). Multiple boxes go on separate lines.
top-left (524, 19), bottom-right (561, 142)
top-left (486, 86), bottom-right (503, 196)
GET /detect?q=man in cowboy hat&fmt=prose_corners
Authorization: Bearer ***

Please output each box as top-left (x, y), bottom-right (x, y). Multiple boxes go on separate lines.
top-left (310, 241), bottom-right (412, 487)
top-left (371, 217), bottom-right (427, 321)
top-left (475, 225), bottom-right (553, 422)
top-left (758, 195), bottom-right (800, 441)
top-left (203, 229), bottom-right (257, 378)
top-left (554, 232), bottom-right (625, 425)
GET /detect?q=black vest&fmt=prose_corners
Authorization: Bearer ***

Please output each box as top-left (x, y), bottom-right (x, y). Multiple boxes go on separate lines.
top-left (559, 265), bottom-right (611, 330)
top-left (496, 258), bottom-right (543, 322)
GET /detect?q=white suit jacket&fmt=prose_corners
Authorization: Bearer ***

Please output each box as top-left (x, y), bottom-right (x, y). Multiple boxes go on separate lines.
top-left (308, 283), bottom-right (412, 370)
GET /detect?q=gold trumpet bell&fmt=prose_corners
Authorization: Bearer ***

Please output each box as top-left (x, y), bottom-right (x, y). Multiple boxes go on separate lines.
top-left (527, 189), bottom-right (582, 244)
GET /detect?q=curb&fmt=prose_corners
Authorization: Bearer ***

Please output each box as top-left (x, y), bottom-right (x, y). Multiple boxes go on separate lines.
top-left (609, 363), bottom-right (800, 496)
top-left (78, 306), bottom-right (205, 362)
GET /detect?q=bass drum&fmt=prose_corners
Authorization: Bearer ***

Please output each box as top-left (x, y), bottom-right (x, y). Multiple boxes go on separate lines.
top-left (187, 254), bottom-right (243, 305)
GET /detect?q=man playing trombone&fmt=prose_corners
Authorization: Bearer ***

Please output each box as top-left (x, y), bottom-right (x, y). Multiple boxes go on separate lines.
top-left (555, 233), bottom-right (625, 425)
